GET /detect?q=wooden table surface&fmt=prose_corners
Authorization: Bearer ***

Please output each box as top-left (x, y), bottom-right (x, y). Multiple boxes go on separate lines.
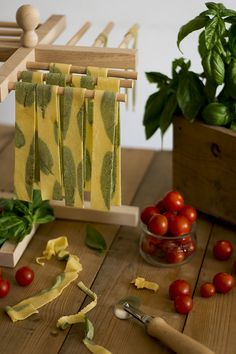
top-left (0, 124), bottom-right (236, 354)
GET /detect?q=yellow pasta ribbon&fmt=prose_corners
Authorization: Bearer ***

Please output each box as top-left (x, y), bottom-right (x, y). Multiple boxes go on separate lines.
top-left (96, 77), bottom-right (121, 206)
top-left (57, 281), bottom-right (112, 354)
top-left (91, 90), bottom-right (117, 210)
top-left (21, 71), bottom-right (44, 190)
top-left (6, 237), bottom-right (82, 322)
top-left (49, 63), bottom-right (72, 74)
top-left (14, 82), bottom-right (36, 201)
top-left (131, 277), bottom-right (159, 292)
top-left (36, 84), bottom-right (62, 201)
top-left (71, 74), bottom-right (96, 192)
top-left (60, 87), bottom-right (85, 207)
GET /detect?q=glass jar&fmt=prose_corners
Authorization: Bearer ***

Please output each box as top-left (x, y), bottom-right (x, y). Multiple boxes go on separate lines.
top-left (139, 221), bottom-right (197, 267)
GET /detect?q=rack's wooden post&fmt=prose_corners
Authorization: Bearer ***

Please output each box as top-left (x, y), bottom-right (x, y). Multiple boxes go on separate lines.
top-left (16, 5), bottom-right (40, 48)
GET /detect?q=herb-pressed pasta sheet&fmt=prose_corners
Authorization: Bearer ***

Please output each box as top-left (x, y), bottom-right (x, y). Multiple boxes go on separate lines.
top-left (91, 90), bottom-right (117, 210)
top-left (14, 82), bottom-right (37, 201)
top-left (36, 84), bottom-right (62, 201)
top-left (60, 87), bottom-right (85, 207)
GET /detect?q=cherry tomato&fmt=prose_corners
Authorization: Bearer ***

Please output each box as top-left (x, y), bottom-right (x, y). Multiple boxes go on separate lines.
top-left (15, 266), bottom-right (35, 286)
top-left (163, 211), bottom-right (176, 232)
top-left (140, 205), bottom-right (158, 225)
top-left (182, 240), bottom-right (196, 256)
top-left (163, 191), bottom-right (184, 212)
top-left (148, 214), bottom-right (168, 236)
top-left (200, 283), bottom-right (216, 298)
top-left (174, 294), bottom-right (193, 314)
top-left (213, 240), bottom-right (233, 261)
top-left (165, 248), bottom-right (185, 264)
top-left (169, 279), bottom-right (191, 300)
top-left (0, 278), bottom-right (10, 298)
top-left (169, 215), bottom-right (191, 236)
top-left (141, 237), bottom-right (156, 255)
top-left (179, 205), bottom-right (197, 223)
top-left (213, 272), bottom-right (235, 294)
top-left (155, 200), bottom-right (166, 213)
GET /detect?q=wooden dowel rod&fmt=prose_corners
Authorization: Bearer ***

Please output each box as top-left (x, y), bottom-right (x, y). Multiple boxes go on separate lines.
top-left (0, 29), bottom-right (22, 37)
top-left (26, 61), bottom-right (137, 80)
top-left (0, 41), bottom-right (20, 48)
top-left (0, 21), bottom-right (19, 28)
top-left (92, 22), bottom-right (114, 47)
top-left (8, 81), bottom-right (126, 102)
top-left (17, 71), bottom-right (132, 88)
top-left (66, 22), bottom-right (91, 46)
top-left (119, 24), bottom-right (139, 48)
top-left (0, 37), bottom-right (20, 43)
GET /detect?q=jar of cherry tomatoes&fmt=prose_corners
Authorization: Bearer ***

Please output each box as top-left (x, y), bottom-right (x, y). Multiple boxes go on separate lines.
top-left (139, 221), bottom-right (197, 267)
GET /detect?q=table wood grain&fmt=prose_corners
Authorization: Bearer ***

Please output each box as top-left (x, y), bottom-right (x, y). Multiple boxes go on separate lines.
top-left (0, 124), bottom-right (235, 354)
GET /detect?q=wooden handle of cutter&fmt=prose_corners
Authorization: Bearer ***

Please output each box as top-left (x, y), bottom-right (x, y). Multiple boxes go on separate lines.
top-left (146, 317), bottom-right (215, 354)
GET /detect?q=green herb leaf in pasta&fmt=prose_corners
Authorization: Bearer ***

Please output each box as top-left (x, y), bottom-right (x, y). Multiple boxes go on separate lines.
top-left (38, 137), bottom-right (54, 175)
top-left (15, 123), bottom-right (26, 148)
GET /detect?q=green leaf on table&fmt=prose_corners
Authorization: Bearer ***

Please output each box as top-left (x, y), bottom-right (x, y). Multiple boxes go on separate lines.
top-left (85, 224), bottom-right (107, 252)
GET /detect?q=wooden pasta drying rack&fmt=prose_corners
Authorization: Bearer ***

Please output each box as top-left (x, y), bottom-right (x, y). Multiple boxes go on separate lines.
top-left (0, 5), bottom-right (139, 266)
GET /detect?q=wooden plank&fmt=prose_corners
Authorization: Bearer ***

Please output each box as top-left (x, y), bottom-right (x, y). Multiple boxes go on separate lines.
top-left (0, 15), bottom-right (66, 102)
top-left (59, 152), bottom-right (214, 354)
top-left (0, 148), bottom-right (154, 354)
top-left (35, 44), bottom-right (137, 70)
top-left (183, 221), bottom-right (236, 354)
top-left (173, 116), bottom-right (236, 224)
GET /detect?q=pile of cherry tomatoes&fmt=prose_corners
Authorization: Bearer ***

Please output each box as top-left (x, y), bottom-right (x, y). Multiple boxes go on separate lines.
top-left (140, 190), bottom-right (197, 265)
top-left (168, 239), bottom-right (235, 314)
top-left (0, 266), bottom-right (34, 298)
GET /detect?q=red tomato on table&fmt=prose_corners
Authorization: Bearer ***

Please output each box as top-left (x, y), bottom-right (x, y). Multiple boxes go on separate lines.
top-left (15, 266), bottom-right (35, 286)
top-left (174, 294), bottom-right (193, 314)
top-left (213, 272), bottom-right (235, 294)
top-left (213, 240), bottom-right (233, 261)
top-left (169, 279), bottom-right (191, 300)
top-left (0, 278), bottom-right (10, 297)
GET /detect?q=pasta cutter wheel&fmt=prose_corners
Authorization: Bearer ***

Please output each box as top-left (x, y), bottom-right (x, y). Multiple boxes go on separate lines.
top-left (114, 296), bottom-right (215, 354)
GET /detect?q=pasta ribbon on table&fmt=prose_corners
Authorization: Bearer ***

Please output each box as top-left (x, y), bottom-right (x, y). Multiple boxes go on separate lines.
top-left (36, 84), bottom-right (62, 201)
top-left (14, 82), bottom-right (37, 201)
top-left (6, 236), bottom-right (82, 322)
top-left (57, 281), bottom-right (112, 354)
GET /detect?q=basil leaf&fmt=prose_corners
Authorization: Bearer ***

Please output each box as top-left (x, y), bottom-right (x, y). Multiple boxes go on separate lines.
top-left (143, 90), bottom-right (167, 139)
top-left (205, 16), bottom-right (219, 50)
top-left (205, 2), bottom-right (225, 15)
top-left (202, 50), bottom-right (225, 84)
top-left (85, 224), bottom-right (107, 252)
top-left (228, 24), bottom-right (236, 57)
top-left (145, 72), bottom-right (170, 87)
top-left (177, 72), bottom-right (205, 121)
top-left (159, 93), bottom-right (177, 136)
top-left (177, 14), bottom-right (209, 50)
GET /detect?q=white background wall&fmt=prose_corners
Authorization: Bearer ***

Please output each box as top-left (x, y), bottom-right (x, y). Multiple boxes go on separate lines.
top-left (1, 0), bottom-right (236, 150)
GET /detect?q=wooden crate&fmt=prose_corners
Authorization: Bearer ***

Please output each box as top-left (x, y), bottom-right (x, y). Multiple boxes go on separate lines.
top-left (0, 225), bottom-right (38, 268)
top-left (173, 116), bottom-right (236, 224)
